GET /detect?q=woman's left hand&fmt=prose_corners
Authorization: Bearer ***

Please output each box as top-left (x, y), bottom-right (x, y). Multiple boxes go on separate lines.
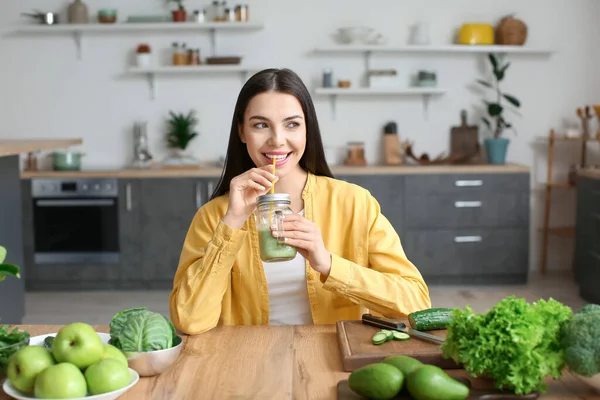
top-left (272, 214), bottom-right (331, 276)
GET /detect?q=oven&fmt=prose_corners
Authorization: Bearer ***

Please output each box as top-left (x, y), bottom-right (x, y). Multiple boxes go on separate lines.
top-left (31, 178), bottom-right (120, 264)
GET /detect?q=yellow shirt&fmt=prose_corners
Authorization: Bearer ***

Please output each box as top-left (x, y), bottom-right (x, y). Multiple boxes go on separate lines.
top-left (169, 171), bottom-right (431, 335)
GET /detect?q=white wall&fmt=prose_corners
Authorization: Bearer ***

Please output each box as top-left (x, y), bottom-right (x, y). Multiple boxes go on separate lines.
top-left (1, 0), bottom-right (599, 273)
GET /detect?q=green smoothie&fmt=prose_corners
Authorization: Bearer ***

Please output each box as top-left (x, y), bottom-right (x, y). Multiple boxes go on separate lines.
top-left (258, 228), bottom-right (297, 262)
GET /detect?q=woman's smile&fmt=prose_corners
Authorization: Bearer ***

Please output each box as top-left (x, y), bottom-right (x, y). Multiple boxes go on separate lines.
top-left (263, 151), bottom-right (292, 167)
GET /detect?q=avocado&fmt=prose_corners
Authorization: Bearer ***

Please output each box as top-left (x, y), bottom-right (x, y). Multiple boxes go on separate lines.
top-left (406, 365), bottom-right (469, 400)
top-left (382, 355), bottom-right (424, 376)
top-left (348, 363), bottom-right (404, 400)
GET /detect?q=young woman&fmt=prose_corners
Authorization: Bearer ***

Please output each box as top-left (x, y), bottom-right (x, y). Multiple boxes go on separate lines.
top-left (169, 68), bottom-right (431, 335)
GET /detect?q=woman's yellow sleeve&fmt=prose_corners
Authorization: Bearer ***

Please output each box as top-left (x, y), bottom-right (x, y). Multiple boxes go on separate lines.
top-left (321, 192), bottom-right (432, 317)
top-left (169, 205), bottom-right (246, 335)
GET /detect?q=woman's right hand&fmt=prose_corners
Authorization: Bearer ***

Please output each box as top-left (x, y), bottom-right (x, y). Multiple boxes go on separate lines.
top-left (222, 165), bottom-right (278, 229)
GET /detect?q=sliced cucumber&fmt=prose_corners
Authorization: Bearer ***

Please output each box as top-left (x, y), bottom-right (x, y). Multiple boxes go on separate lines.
top-left (392, 331), bottom-right (410, 341)
top-left (372, 332), bottom-right (389, 345)
top-left (380, 329), bottom-right (394, 340)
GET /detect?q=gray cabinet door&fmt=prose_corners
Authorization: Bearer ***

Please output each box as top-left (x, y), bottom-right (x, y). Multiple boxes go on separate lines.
top-left (139, 179), bottom-right (199, 282)
top-left (118, 179), bottom-right (142, 282)
top-left (337, 174), bottom-right (404, 236)
top-left (0, 156), bottom-right (25, 324)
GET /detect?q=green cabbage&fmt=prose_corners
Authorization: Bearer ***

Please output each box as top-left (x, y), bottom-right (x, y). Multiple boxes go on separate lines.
top-left (108, 307), bottom-right (180, 352)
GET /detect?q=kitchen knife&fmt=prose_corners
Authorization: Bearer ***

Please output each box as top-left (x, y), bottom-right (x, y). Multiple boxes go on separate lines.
top-left (361, 314), bottom-right (445, 344)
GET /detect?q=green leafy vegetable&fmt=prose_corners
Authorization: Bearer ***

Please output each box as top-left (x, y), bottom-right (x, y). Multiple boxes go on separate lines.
top-left (0, 325), bottom-right (30, 374)
top-left (441, 296), bottom-right (572, 395)
top-left (560, 303), bottom-right (600, 377)
top-left (43, 336), bottom-right (55, 350)
top-left (109, 307), bottom-right (179, 352)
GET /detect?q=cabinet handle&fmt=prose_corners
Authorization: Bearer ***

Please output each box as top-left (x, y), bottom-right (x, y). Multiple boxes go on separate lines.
top-left (454, 201), bottom-right (482, 208)
top-left (195, 183), bottom-right (202, 208)
top-left (126, 183), bottom-right (132, 212)
top-left (454, 236), bottom-right (482, 243)
top-left (455, 180), bottom-right (483, 187)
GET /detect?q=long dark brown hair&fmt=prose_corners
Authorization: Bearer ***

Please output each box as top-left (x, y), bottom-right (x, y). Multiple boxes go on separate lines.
top-left (210, 68), bottom-right (334, 200)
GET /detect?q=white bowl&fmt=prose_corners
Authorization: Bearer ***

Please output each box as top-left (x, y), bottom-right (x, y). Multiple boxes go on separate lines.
top-left (2, 332), bottom-right (139, 400)
top-left (3, 368), bottom-right (139, 400)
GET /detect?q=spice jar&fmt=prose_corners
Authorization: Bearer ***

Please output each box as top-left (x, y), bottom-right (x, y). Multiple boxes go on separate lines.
top-left (187, 48), bottom-right (201, 65)
top-left (235, 5), bottom-right (248, 21)
top-left (172, 42), bottom-right (186, 66)
top-left (254, 194), bottom-right (297, 263)
top-left (225, 7), bottom-right (235, 21)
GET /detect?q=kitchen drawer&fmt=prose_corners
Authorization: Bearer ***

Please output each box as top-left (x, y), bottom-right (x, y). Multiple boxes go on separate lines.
top-left (404, 193), bottom-right (529, 229)
top-left (405, 173), bottom-right (529, 195)
top-left (402, 228), bottom-right (529, 277)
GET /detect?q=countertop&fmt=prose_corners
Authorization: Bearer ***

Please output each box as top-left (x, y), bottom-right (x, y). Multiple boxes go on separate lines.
top-left (578, 168), bottom-right (600, 180)
top-left (1, 324), bottom-right (597, 400)
top-left (0, 139), bottom-right (82, 157)
top-left (21, 163), bottom-right (531, 179)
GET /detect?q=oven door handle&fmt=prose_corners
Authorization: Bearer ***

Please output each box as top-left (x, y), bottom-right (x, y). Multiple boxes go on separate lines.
top-left (36, 199), bottom-right (116, 207)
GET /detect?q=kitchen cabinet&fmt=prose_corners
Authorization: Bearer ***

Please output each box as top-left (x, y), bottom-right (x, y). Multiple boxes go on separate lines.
top-left (401, 173), bottom-right (530, 284)
top-left (574, 176), bottom-right (600, 302)
top-left (21, 171), bottom-right (530, 289)
top-left (337, 174), bottom-right (405, 236)
top-left (0, 156), bottom-right (25, 324)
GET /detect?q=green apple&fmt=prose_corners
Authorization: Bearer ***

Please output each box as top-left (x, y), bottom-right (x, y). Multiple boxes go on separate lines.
top-left (52, 322), bottom-right (104, 369)
top-left (84, 358), bottom-right (130, 395)
top-left (101, 343), bottom-right (128, 367)
top-left (34, 363), bottom-right (87, 399)
top-left (7, 346), bottom-right (55, 393)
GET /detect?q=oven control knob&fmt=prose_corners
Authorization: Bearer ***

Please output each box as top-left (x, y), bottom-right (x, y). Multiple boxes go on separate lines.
top-left (94, 184), bottom-right (100, 191)
top-left (82, 184), bottom-right (88, 191)
top-left (105, 184), bottom-right (112, 190)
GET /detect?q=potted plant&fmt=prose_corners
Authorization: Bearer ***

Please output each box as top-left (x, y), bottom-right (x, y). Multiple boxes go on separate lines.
top-left (167, 0), bottom-right (187, 22)
top-left (135, 44), bottom-right (152, 68)
top-left (476, 53), bottom-right (521, 164)
top-left (163, 110), bottom-right (200, 166)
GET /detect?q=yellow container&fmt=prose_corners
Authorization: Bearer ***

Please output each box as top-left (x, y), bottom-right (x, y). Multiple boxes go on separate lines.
top-left (458, 23), bottom-right (495, 45)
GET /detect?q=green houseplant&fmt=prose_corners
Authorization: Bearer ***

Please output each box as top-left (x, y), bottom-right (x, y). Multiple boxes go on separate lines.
top-left (163, 109), bottom-right (200, 167)
top-left (166, 0), bottom-right (187, 22)
top-left (477, 53), bottom-right (521, 164)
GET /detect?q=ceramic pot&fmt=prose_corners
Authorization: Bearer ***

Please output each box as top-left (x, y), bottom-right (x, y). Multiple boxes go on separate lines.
top-left (51, 151), bottom-right (85, 171)
top-left (68, 0), bottom-right (89, 23)
top-left (136, 53), bottom-right (152, 68)
top-left (172, 9), bottom-right (187, 22)
top-left (484, 138), bottom-right (510, 164)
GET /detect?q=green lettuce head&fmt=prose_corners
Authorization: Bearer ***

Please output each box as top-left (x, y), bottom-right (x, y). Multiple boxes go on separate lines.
top-left (108, 307), bottom-right (180, 352)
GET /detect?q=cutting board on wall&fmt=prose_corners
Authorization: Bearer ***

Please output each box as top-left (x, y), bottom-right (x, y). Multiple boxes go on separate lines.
top-left (336, 320), bottom-right (461, 372)
top-left (450, 110), bottom-right (482, 163)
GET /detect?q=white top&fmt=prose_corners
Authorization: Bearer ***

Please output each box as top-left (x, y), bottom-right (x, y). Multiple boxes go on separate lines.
top-left (262, 210), bottom-right (313, 325)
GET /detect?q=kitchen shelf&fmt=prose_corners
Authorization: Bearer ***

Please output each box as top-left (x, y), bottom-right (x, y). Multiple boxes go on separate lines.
top-left (10, 21), bottom-right (264, 60)
top-left (313, 44), bottom-right (555, 55)
top-left (314, 87), bottom-right (446, 119)
top-left (127, 65), bottom-right (264, 100)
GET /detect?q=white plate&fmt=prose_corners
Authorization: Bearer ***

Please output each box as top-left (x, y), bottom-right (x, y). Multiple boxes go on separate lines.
top-left (2, 332), bottom-right (140, 400)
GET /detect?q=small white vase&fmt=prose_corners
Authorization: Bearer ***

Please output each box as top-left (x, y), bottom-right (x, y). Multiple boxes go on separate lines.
top-left (136, 53), bottom-right (152, 68)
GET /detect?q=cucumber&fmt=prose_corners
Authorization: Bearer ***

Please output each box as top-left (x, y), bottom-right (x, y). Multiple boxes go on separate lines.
top-left (408, 308), bottom-right (454, 331)
top-left (372, 332), bottom-right (389, 345)
top-left (380, 330), bottom-right (394, 340)
top-left (392, 331), bottom-right (410, 341)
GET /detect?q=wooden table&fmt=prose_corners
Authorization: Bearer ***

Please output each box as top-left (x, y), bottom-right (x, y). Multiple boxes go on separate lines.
top-left (1, 324), bottom-right (600, 400)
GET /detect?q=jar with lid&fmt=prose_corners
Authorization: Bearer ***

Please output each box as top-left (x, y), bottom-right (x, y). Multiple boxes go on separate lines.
top-left (235, 4), bottom-right (248, 21)
top-left (225, 7), bottom-right (235, 21)
top-left (172, 42), bottom-right (186, 66)
top-left (254, 194), bottom-right (297, 262)
top-left (192, 9), bottom-right (205, 23)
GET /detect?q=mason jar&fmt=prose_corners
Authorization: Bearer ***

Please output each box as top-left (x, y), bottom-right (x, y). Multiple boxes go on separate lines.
top-left (254, 194), bottom-right (297, 262)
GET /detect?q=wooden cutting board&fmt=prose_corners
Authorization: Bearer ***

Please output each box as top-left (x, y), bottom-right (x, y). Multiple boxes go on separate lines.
top-left (450, 110), bottom-right (481, 163)
top-left (336, 320), bottom-right (461, 372)
top-left (337, 377), bottom-right (540, 399)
